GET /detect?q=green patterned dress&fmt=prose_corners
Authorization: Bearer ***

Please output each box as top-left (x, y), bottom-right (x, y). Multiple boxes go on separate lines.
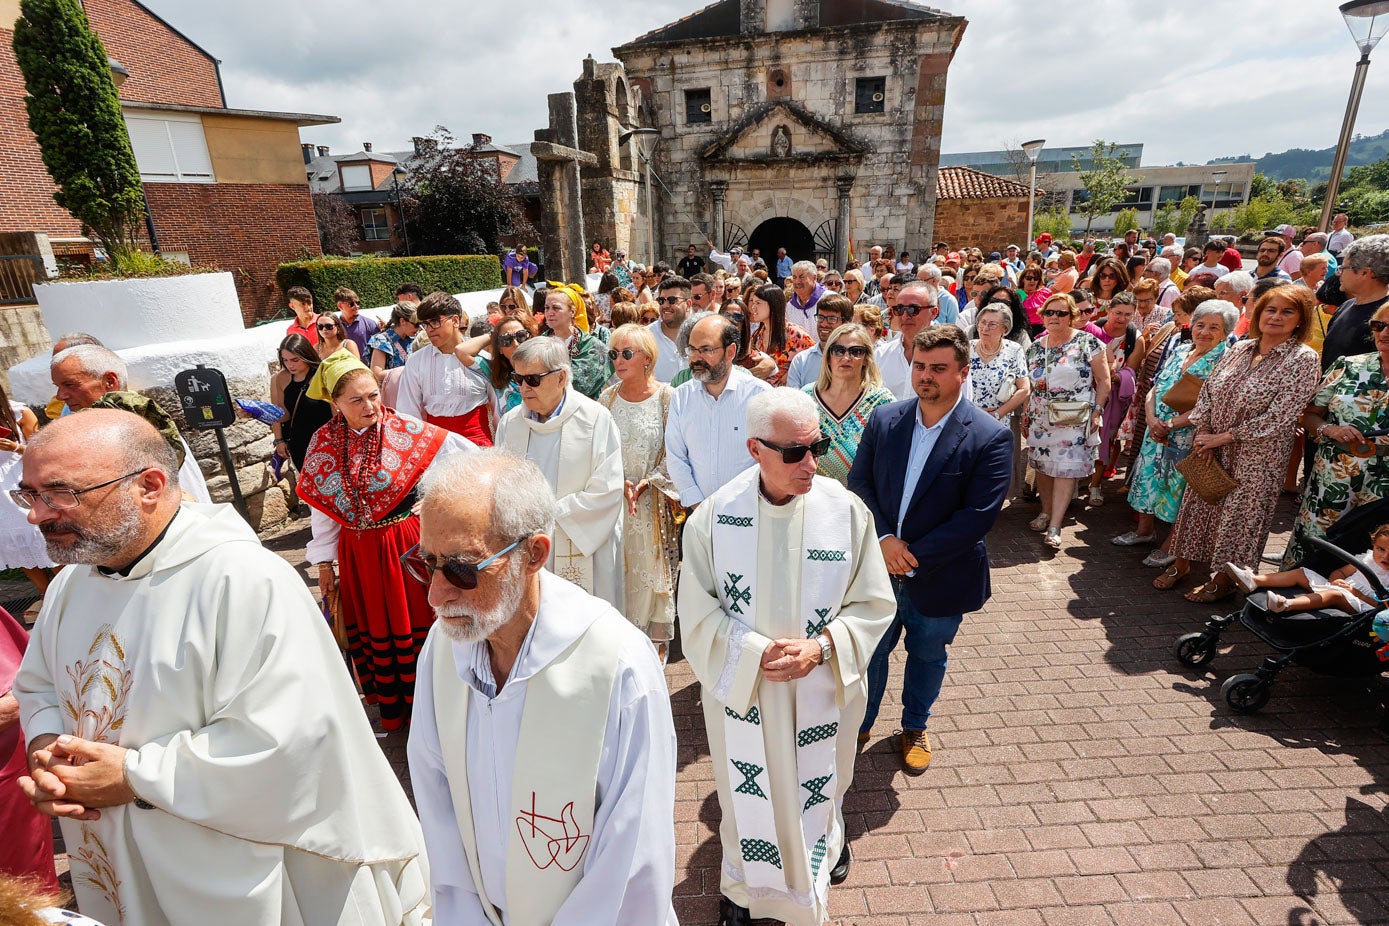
top-left (1286, 352), bottom-right (1389, 565)
top-left (803, 384), bottom-right (897, 484)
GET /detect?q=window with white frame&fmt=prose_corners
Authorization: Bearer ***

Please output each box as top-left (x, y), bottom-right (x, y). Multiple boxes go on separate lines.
top-left (123, 113), bottom-right (215, 183)
top-left (340, 165), bottom-right (373, 192)
top-left (361, 207), bottom-right (390, 240)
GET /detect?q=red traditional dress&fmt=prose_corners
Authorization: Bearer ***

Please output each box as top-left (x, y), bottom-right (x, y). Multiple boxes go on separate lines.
top-left (0, 607), bottom-right (58, 892)
top-left (298, 411), bottom-right (451, 731)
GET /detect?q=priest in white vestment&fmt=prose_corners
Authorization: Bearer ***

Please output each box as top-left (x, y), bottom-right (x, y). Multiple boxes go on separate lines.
top-left (496, 336), bottom-right (625, 612)
top-left (13, 411), bottom-right (429, 926)
top-left (406, 449), bottom-right (677, 925)
top-left (679, 388), bottom-right (895, 926)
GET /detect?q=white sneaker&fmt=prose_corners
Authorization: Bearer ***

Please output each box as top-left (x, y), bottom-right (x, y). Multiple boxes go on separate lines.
top-left (1143, 550), bottom-right (1177, 568)
top-left (1113, 531), bottom-right (1156, 546)
top-left (1265, 591), bottom-right (1288, 613)
top-left (1223, 562), bottom-right (1258, 594)
top-left (1088, 487), bottom-right (1104, 506)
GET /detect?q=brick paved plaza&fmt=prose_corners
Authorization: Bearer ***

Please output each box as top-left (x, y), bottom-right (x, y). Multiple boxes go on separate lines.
top-left (48, 490), bottom-right (1389, 924)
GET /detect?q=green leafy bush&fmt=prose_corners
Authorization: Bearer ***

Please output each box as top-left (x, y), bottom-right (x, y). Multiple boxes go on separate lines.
top-left (1112, 208), bottom-right (1141, 235)
top-left (1032, 208), bottom-right (1072, 242)
top-left (275, 255), bottom-right (502, 310)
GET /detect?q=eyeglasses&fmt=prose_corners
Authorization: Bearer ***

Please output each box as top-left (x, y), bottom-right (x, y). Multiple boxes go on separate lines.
top-left (509, 369), bottom-right (563, 388)
top-left (400, 538), bottom-right (528, 590)
top-left (828, 344), bottom-right (870, 359)
top-left (339, 301), bottom-right (360, 308)
top-left (422, 316), bottom-right (458, 330)
top-left (686, 343), bottom-right (727, 359)
top-left (608, 348), bottom-right (643, 361)
top-left (824, 280), bottom-right (843, 289)
top-left (1371, 320), bottom-right (1389, 334)
top-left (11, 468), bottom-right (146, 511)
top-left (656, 295), bottom-right (684, 306)
top-left (975, 319), bottom-right (1004, 329)
top-left (1041, 309), bottom-right (1072, 318)
top-left (499, 302), bottom-right (518, 310)
top-left (891, 304), bottom-right (933, 317)
top-left (497, 330), bottom-right (530, 347)
top-left (756, 436), bottom-right (831, 464)
top-left (815, 313), bottom-right (846, 325)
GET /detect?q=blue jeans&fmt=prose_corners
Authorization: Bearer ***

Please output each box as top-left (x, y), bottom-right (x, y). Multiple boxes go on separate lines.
top-left (860, 576), bottom-right (963, 733)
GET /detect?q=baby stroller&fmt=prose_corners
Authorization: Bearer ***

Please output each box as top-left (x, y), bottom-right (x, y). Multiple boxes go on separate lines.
top-left (1174, 496), bottom-right (1389, 713)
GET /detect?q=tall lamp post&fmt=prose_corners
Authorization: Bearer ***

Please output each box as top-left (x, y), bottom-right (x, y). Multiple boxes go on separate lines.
top-left (1021, 138), bottom-right (1045, 246)
top-left (621, 127), bottom-right (661, 265)
top-left (1321, 0), bottom-right (1389, 231)
top-left (391, 165), bottom-right (411, 257)
top-left (1208, 169), bottom-right (1227, 220)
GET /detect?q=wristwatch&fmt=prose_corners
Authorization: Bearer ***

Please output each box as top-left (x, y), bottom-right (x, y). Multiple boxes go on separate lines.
top-left (816, 633), bottom-right (834, 665)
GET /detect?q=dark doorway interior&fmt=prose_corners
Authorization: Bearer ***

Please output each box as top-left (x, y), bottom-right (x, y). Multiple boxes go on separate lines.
top-left (748, 217), bottom-right (814, 266)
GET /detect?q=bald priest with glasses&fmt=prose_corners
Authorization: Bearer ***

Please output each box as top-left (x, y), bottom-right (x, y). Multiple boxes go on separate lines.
top-left (407, 449), bottom-right (678, 926)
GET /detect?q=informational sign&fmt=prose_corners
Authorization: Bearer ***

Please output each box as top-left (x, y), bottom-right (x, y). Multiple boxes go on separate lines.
top-left (174, 366), bottom-right (237, 430)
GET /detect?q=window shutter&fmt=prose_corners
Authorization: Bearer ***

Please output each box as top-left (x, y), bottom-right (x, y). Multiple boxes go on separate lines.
top-left (167, 119), bottom-right (213, 180)
top-left (341, 165), bottom-right (372, 191)
top-left (125, 116), bottom-right (178, 181)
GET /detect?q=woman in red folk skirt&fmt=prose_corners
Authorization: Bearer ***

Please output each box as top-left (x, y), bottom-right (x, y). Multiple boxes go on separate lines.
top-left (298, 351), bottom-right (474, 730)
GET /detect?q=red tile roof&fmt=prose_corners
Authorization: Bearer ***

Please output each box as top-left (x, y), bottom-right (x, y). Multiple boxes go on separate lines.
top-left (936, 166), bottom-right (1037, 201)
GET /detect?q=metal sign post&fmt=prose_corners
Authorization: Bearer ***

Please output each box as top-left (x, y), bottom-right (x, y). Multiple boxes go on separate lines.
top-left (173, 364), bottom-right (250, 522)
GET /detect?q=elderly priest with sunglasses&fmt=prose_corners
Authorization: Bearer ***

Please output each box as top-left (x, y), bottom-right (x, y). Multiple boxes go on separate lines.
top-left (13, 411), bottom-right (430, 925)
top-left (496, 337), bottom-right (626, 611)
top-left (407, 450), bottom-right (677, 925)
top-left (678, 388), bottom-right (895, 926)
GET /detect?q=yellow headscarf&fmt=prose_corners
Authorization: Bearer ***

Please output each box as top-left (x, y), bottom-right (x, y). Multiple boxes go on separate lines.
top-left (544, 281), bottom-right (591, 332)
top-left (307, 348), bottom-right (373, 402)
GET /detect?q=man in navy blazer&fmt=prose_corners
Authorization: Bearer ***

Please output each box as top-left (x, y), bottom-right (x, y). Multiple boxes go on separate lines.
top-left (848, 323), bottom-right (1011, 773)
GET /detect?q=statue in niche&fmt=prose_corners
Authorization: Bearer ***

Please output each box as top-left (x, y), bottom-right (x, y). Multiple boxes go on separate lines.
top-left (771, 125), bottom-right (791, 158)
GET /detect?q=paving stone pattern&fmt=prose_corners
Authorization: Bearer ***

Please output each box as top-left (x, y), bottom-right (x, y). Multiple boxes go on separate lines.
top-left (48, 493), bottom-right (1389, 924)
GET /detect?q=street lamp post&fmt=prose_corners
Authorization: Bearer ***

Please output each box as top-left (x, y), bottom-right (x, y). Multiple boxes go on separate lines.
top-left (1321, 0), bottom-right (1389, 231)
top-left (1021, 138), bottom-right (1045, 245)
top-left (1208, 169), bottom-right (1227, 222)
top-left (620, 127), bottom-right (661, 265)
top-left (391, 165), bottom-right (411, 257)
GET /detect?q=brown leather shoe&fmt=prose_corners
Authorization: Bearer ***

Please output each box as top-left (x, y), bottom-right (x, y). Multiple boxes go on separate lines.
top-left (901, 729), bottom-right (931, 774)
top-left (856, 730), bottom-right (870, 748)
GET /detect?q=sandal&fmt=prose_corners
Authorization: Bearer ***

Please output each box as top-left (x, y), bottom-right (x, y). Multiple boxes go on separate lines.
top-left (1184, 578), bottom-right (1236, 604)
top-left (1153, 564), bottom-right (1189, 590)
top-left (1028, 513), bottom-right (1050, 532)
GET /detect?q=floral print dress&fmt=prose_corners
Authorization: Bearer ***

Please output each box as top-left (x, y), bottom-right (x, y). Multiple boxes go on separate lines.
top-left (969, 339), bottom-right (1028, 411)
top-left (1125, 341), bottom-right (1228, 523)
top-left (1025, 331), bottom-right (1104, 479)
top-left (1285, 352), bottom-right (1389, 565)
top-left (751, 321), bottom-right (815, 388)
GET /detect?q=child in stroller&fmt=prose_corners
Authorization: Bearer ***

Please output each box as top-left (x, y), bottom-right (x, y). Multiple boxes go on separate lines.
top-left (1223, 523), bottom-right (1389, 614)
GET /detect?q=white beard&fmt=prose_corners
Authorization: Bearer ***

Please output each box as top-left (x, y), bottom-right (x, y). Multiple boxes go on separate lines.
top-left (433, 557), bottom-right (526, 644)
top-left (42, 490), bottom-right (144, 566)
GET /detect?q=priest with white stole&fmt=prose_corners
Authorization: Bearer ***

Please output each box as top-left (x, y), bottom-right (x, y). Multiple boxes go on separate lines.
top-left (496, 336), bottom-right (626, 611)
top-left (406, 449), bottom-right (678, 925)
top-left (679, 387), bottom-right (895, 926)
top-left (12, 411), bottom-right (430, 926)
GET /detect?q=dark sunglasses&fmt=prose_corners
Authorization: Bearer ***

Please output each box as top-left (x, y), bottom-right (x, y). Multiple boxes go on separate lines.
top-left (498, 330), bottom-right (530, 347)
top-left (400, 538), bottom-right (527, 590)
top-left (1372, 320), bottom-right (1389, 334)
top-left (828, 344), bottom-right (870, 359)
top-left (824, 279), bottom-right (843, 288)
top-left (316, 323), bottom-right (338, 331)
top-left (723, 312), bottom-right (746, 326)
top-left (1041, 309), bottom-right (1071, 318)
top-left (510, 369), bottom-right (563, 388)
top-left (757, 436), bottom-right (831, 464)
top-left (608, 348), bottom-right (642, 361)
top-left (499, 302), bottom-right (519, 310)
top-left (656, 295), bottom-right (684, 306)
top-left (891, 304), bottom-right (933, 317)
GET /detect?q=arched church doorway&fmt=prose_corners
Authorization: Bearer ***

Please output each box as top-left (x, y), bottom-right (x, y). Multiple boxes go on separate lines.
top-left (748, 217), bottom-right (814, 266)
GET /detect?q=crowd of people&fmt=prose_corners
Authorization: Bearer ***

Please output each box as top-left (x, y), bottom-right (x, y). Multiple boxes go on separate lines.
top-left (0, 219), bottom-right (1384, 926)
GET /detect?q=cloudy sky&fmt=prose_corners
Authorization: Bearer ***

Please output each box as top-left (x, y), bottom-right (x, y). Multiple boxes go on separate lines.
top-left (151, 0), bottom-right (1387, 166)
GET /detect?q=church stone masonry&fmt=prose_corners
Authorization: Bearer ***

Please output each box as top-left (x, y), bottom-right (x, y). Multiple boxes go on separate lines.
top-left (608, 0), bottom-right (966, 270)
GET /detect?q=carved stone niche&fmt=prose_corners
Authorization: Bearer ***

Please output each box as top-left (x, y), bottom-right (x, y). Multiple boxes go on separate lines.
top-left (771, 125), bottom-right (792, 158)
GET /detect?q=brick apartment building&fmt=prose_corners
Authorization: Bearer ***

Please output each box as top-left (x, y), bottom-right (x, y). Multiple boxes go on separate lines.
top-left (0, 0), bottom-right (338, 322)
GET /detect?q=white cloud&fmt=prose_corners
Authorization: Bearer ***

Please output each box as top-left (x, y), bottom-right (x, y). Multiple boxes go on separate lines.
top-left (146, 0), bottom-right (1389, 168)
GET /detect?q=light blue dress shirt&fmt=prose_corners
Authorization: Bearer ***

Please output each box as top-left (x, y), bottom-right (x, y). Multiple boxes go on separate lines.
top-left (895, 392), bottom-right (965, 534)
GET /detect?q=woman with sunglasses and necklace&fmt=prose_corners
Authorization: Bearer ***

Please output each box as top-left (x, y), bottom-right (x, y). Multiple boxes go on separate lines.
top-left (298, 352), bottom-right (476, 731)
top-left (542, 284), bottom-right (611, 398)
top-left (600, 325), bottom-right (679, 660)
top-left (315, 312), bottom-right (360, 361)
top-left (804, 323), bottom-right (895, 485)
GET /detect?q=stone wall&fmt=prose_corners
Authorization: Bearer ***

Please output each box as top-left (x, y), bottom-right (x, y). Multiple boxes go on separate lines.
top-left (933, 196), bottom-right (1032, 256)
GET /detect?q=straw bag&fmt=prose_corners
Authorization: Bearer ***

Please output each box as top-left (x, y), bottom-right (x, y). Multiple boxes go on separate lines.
top-left (1176, 452), bottom-right (1238, 505)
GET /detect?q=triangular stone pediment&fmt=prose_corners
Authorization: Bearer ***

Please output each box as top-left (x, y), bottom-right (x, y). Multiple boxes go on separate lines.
top-left (700, 101), bottom-right (867, 165)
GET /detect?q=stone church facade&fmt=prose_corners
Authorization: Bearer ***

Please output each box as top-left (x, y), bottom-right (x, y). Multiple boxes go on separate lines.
top-left (609, 0), bottom-right (967, 271)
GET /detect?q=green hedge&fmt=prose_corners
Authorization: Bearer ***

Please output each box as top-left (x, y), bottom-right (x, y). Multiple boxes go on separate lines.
top-left (275, 255), bottom-right (502, 310)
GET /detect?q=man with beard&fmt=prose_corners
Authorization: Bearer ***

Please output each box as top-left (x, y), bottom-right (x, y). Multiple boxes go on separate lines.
top-left (647, 275), bottom-right (691, 382)
top-left (13, 411), bottom-right (430, 925)
top-left (406, 450), bottom-right (677, 925)
top-left (666, 315), bottom-right (772, 507)
top-left (1252, 235), bottom-right (1293, 283)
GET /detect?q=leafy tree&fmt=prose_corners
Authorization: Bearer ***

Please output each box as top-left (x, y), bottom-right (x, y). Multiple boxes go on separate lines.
top-left (13, 0), bottom-right (146, 267)
top-left (1032, 208), bottom-right (1072, 242)
top-left (312, 192), bottom-right (359, 257)
top-left (1073, 140), bottom-right (1140, 233)
top-left (1113, 208), bottom-right (1141, 235)
top-left (1249, 173), bottom-right (1277, 200)
top-left (403, 127), bottom-right (536, 257)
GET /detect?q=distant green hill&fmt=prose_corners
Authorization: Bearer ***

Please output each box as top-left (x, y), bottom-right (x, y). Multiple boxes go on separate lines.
top-left (1208, 130), bottom-right (1389, 183)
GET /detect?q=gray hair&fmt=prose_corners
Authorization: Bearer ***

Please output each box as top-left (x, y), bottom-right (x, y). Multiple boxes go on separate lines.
top-left (1342, 234), bottom-right (1389, 283)
top-left (898, 281), bottom-right (937, 305)
top-left (917, 263), bottom-right (942, 283)
top-left (419, 448), bottom-right (556, 542)
top-left (52, 344), bottom-right (128, 388)
top-left (1146, 257), bottom-right (1172, 278)
top-left (974, 303), bottom-right (1014, 336)
top-left (823, 269), bottom-right (842, 283)
top-left (512, 336), bottom-right (571, 374)
top-left (790, 260), bottom-right (817, 277)
top-left (27, 409), bottom-right (179, 492)
top-left (1160, 245), bottom-right (1182, 260)
top-left (53, 331), bottom-right (103, 353)
top-left (677, 310), bottom-right (715, 354)
top-left (1219, 270), bottom-right (1255, 295)
top-left (746, 387), bottom-right (819, 441)
top-left (1191, 299), bottom-right (1240, 335)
